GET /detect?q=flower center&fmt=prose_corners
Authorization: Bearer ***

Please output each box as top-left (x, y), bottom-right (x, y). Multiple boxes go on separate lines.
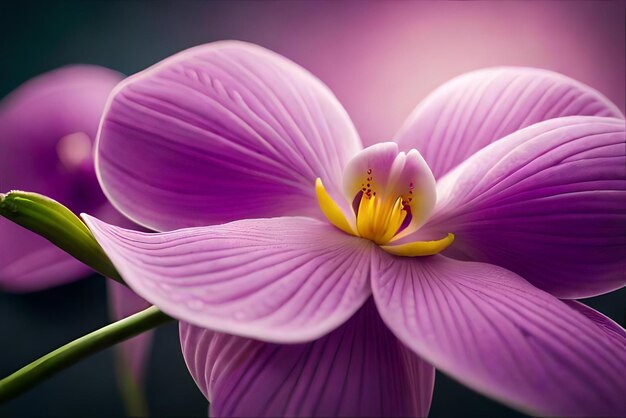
top-left (314, 143), bottom-right (455, 257)
top-left (354, 190), bottom-right (409, 245)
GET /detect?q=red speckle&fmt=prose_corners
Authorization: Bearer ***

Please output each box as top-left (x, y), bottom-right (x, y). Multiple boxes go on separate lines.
top-left (367, 168), bottom-right (372, 174)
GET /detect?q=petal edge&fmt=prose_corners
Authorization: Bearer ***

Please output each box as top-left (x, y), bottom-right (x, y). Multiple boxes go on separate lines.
top-left (84, 215), bottom-right (373, 343)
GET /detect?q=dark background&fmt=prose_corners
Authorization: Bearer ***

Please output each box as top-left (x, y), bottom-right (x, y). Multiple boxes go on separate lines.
top-left (1, 1), bottom-right (624, 417)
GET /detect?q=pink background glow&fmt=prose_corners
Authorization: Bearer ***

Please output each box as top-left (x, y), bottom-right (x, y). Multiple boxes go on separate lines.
top-left (1, 2), bottom-right (624, 416)
top-left (188, 1), bottom-right (625, 146)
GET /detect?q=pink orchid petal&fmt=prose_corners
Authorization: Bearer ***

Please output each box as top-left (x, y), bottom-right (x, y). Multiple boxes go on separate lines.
top-left (107, 281), bottom-right (153, 386)
top-left (0, 65), bottom-right (123, 291)
top-left (371, 253), bottom-right (626, 417)
top-left (83, 215), bottom-right (373, 343)
top-left (420, 116), bottom-right (626, 299)
top-left (180, 299), bottom-right (435, 417)
top-left (562, 300), bottom-right (626, 344)
top-left (395, 67), bottom-right (624, 178)
top-left (97, 41), bottom-right (361, 232)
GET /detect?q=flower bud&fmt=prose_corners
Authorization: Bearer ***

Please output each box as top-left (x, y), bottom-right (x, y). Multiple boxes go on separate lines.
top-left (0, 191), bottom-right (122, 283)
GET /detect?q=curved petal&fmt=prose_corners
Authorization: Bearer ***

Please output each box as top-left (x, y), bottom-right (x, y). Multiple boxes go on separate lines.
top-left (180, 299), bottom-right (435, 417)
top-left (97, 40), bottom-right (361, 232)
top-left (395, 67), bottom-right (624, 178)
top-left (0, 65), bottom-right (123, 291)
top-left (83, 215), bottom-right (373, 343)
top-left (107, 281), bottom-right (153, 386)
top-left (421, 116), bottom-right (626, 298)
top-left (562, 300), bottom-right (626, 344)
top-left (371, 253), bottom-right (626, 417)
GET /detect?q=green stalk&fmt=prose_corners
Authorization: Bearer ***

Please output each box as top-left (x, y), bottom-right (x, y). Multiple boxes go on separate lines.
top-left (0, 306), bottom-right (172, 403)
top-left (116, 359), bottom-right (149, 417)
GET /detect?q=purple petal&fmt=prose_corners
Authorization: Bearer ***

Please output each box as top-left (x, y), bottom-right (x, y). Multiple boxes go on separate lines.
top-left (97, 41), bottom-right (361, 232)
top-left (395, 67), bottom-right (624, 178)
top-left (420, 116), bottom-right (626, 298)
top-left (107, 281), bottom-right (153, 386)
top-left (0, 66), bottom-right (123, 291)
top-left (180, 299), bottom-right (435, 417)
top-left (562, 300), bottom-right (626, 344)
top-left (371, 253), bottom-right (626, 417)
top-left (83, 215), bottom-right (373, 343)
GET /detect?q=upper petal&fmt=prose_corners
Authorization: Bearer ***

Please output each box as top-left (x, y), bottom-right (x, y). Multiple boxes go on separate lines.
top-left (97, 41), bottom-right (361, 232)
top-left (180, 299), bottom-right (435, 417)
top-left (421, 116), bottom-right (626, 298)
top-left (371, 253), bottom-right (626, 417)
top-left (83, 215), bottom-right (373, 343)
top-left (395, 67), bottom-right (623, 178)
top-left (0, 65), bottom-right (123, 290)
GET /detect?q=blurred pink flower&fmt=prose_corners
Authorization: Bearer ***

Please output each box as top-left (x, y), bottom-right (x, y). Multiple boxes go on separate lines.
top-left (0, 66), bottom-right (121, 290)
top-left (0, 66), bottom-right (151, 389)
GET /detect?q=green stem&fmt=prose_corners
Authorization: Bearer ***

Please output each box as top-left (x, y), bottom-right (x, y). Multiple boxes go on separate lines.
top-left (0, 306), bottom-right (172, 403)
top-left (117, 361), bottom-right (149, 417)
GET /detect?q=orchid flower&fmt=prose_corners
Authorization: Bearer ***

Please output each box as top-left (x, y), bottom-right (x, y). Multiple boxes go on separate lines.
top-left (80, 41), bottom-right (625, 417)
top-left (0, 66), bottom-right (151, 398)
top-left (0, 66), bottom-right (121, 290)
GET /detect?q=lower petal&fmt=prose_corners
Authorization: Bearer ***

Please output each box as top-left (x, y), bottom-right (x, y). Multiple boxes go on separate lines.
top-left (84, 215), bottom-right (374, 343)
top-left (180, 299), bottom-right (435, 417)
top-left (371, 253), bottom-right (626, 417)
top-left (562, 300), bottom-right (626, 344)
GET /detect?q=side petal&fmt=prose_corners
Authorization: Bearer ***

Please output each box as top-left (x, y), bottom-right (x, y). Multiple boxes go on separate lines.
top-left (0, 65), bottom-right (123, 291)
top-left (371, 254), bottom-right (626, 417)
top-left (562, 300), bottom-right (626, 344)
top-left (83, 215), bottom-right (373, 343)
top-left (422, 116), bottom-right (626, 298)
top-left (107, 281), bottom-right (153, 387)
top-left (395, 67), bottom-right (624, 178)
top-left (180, 299), bottom-right (435, 417)
top-left (97, 40), bottom-right (361, 232)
